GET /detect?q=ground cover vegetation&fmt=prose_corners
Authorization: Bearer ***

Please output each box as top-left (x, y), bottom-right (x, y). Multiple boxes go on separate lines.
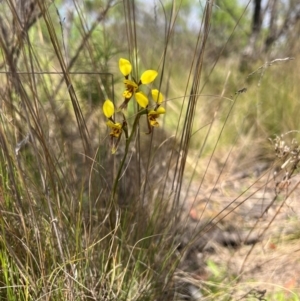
top-left (0, 0), bottom-right (300, 300)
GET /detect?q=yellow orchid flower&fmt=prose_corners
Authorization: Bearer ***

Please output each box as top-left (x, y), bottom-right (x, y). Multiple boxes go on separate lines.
top-left (123, 79), bottom-right (138, 100)
top-left (102, 99), bottom-right (124, 153)
top-left (119, 58), bottom-right (158, 109)
top-left (102, 100), bottom-right (122, 137)
top-left (148, 106), bottom-right (166, 127)
top-left (146, 90), bottom-right (166, 128)
top-left (106, 120), bottom-right (123, 138)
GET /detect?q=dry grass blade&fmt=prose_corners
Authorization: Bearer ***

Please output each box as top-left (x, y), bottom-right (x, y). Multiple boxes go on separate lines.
top-left (173, 0), bottom-right (213, 209)
top-left (36, 0), bottom-right (91, 157)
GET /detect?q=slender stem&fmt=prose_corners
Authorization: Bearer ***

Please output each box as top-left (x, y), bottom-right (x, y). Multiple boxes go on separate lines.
top-left (111, 113), bottom-right (141, 202)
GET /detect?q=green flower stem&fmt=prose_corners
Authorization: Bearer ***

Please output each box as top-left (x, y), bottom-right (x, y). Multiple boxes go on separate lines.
top-left (111, 110), bottom-right (144, 202)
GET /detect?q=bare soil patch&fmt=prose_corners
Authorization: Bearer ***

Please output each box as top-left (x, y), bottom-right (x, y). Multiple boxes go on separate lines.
top-left (178, 157), bottom-right (300, 299)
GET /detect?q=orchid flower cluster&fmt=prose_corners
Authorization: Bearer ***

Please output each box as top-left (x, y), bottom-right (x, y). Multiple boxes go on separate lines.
top-left (103, 58), bottom-right (165, 154)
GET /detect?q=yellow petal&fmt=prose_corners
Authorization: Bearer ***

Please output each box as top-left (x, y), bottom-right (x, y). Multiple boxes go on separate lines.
top-left (151, 89), bottom-right (164, 104)
top-left (119, 58), bottom-right (132, 76)
top-left (106, 119), bottom-right (116, 128)
top-left (103, 99), bottom-right (115, 118)
top-left (124, 79), bottom-right (138, 90)
top-left (156, 106), bottom-right (166, 114)
top-left (148, 106), bottom-right (165, 116)
top-left (135, 91), bottom-right (148, 108)
top-left (140, 70), bottom-right (158, 84)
